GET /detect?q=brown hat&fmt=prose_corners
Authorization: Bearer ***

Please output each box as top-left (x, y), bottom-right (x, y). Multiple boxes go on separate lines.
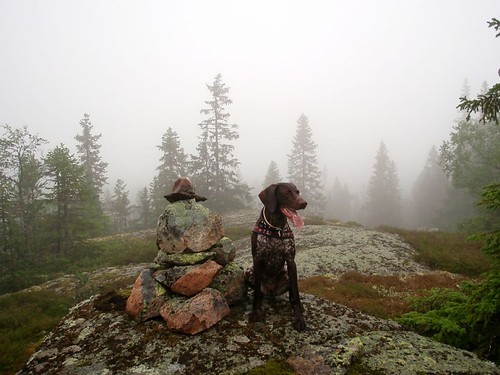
top-left (164, 177), bottom-right (207, 203)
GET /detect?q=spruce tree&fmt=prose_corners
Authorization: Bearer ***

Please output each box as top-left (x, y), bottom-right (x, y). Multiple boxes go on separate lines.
top-left (326, 177), bottom-right (352, 222)
top-left (149, 176), bottom-right (166, 220)
top-left (287, 114), bottom-right (325, 215)
top-left (262, 161), bottom-right (282, 188)
top-left (364, 142), bottom-right (401, 227)
top-left (110, 179), bottom-right (131, 233)
top-left (155, 127), bottom-right (188, 209)
top-left (411, 146), bottom-right (450, 229)
top-left (0, 125), bottom-right (46, 290)
top-left (136, 186), bottom-right (152, 230)
top-left (44, 144), bottom-right (92, 254)
top-left (191, 73), bottom-right (250, 211)
top-left (74, 113), bottom-right (108, 196)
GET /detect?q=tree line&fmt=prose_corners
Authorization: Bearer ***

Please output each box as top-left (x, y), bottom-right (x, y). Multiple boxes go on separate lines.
top-left (1, 65), bottom-right (499, 293)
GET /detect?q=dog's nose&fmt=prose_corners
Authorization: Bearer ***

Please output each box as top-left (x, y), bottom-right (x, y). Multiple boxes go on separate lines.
top-left (299, 200), bottom-right (307, 209)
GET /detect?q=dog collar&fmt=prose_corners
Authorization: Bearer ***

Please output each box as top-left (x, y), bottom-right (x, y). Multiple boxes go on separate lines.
top-left (253, 209), bottom-right (294, 239)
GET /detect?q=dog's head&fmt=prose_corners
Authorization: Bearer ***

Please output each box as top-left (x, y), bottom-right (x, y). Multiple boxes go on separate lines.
top-left (259, 183), bottom-right (307, 227)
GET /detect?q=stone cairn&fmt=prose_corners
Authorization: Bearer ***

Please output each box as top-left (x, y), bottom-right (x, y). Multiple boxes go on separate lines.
top-left (126, 177), bottom-right (246, 335)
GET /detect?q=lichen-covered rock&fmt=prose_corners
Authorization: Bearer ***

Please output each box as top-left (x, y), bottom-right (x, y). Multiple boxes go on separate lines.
top-left (125, 269), bottom-right (166, 321)
top-left (160, 288), bottom-right (230, 335)
top-left (212, 236), bottom-right (236, 265)
top-left (170, 260), bottom-right (223, 297)
top-left (153, 250), bottom-right (216, 268)
top-left (330, 330), bottom-right (500, 375)
top-left (287, 346), bottom-right (331, 375)
top-left (154, 266), bottom-right (195, 289)
top-left (156, 199), bottom-right (223, 254)
top-left (234, 224), bottom-right (433, 277)
top-left (210, 262), bottom-right (247, 305)
top-left (19, 292), bottom-right (499, 374)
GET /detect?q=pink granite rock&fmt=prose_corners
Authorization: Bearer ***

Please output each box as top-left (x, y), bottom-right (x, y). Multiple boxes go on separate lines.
top-left (171, 260), bottom-right (222, 297)
top-left (160, 288), bottom-right (230, 335)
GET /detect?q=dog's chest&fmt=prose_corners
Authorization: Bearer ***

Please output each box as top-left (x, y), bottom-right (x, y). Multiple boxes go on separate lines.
top-left (254, 234), bottom-right (295, 267)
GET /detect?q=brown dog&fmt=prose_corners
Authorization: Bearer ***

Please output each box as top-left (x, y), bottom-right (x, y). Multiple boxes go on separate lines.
top-left (247, 183), bottom-right (307, 330)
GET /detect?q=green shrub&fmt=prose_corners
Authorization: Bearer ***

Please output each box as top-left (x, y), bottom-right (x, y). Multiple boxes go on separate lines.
top-left (0, 291), bottom-right (72, 373)
top-left (398, 184), bottom-right (500, 365)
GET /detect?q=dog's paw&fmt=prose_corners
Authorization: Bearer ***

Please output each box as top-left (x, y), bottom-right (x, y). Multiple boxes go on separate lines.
top-left (249, 309), bottom-right (265, 323)
top-left (293, 314), bottom-right (306, 331)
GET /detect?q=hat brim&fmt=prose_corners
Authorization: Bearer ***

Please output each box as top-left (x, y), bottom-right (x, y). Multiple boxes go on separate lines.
top-left (164, 192), bottom-right (207, 203)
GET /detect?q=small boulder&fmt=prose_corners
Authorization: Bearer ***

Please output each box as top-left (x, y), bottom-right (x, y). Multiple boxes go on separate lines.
top-left (160, 288), bottom-right (230, 335)
top-left (156, 199), bottom-right (224, 254)
top-left (171, 260), bottom-right (223, 297)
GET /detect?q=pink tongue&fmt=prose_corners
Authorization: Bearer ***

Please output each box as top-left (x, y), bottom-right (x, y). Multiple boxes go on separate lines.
top-left (281, 208), bottom-right (304, 228)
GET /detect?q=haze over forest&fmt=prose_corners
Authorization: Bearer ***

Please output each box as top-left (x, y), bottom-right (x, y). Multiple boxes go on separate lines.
top-left (1, 1), bottom-right (499, 201)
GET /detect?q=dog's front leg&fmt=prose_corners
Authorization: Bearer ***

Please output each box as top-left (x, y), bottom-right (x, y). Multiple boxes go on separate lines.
top-left (249, 234), bottom-right (265, 323)
top-left (286, 259), bottom-right (306, 331)
top-left (249, 258), bottom-right (265, 322)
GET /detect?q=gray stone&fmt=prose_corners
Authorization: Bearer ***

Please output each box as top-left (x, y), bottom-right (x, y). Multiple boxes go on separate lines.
top-left (212, 236), bottom-right (236, 265)
top-left (210, 262), bottom-right (247, 305)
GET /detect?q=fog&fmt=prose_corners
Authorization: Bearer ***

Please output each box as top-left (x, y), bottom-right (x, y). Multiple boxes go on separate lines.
top-left (1, 0), bottom-right (499, 198)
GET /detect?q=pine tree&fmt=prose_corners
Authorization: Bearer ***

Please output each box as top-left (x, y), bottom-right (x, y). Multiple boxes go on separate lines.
top-left (262, 161), bottom-right (282, 188)
top-left (74, 113), bottom-right (108, 196)
top-left (191, 73), bottom-right (250, 211)
top-left (287, 114), bottom-right (325, 215)
top-left (364, 142), bottom-right (401, 227)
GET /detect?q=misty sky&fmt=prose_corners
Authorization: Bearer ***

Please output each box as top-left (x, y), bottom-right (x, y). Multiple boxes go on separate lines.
top-left (1, 1), bottom-right (499, 199)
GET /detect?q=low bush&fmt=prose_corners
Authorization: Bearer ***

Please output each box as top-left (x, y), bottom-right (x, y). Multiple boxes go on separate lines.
top-left (0, 291), bottom-right (73, 374)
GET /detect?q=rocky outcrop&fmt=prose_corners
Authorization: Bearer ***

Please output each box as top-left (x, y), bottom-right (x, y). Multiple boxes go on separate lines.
top-left (16, 211), bottom-right (500, 374)
top-left (18, 292), bottom-right (499, 375)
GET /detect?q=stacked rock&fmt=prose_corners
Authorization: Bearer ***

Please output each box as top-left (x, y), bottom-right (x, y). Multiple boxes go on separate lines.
top-left (126, 177), bottom-right (246, 335)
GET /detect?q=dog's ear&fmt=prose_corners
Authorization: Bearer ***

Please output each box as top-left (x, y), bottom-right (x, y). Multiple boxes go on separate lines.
top-left (259, 184), bottom-right (278, 212)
